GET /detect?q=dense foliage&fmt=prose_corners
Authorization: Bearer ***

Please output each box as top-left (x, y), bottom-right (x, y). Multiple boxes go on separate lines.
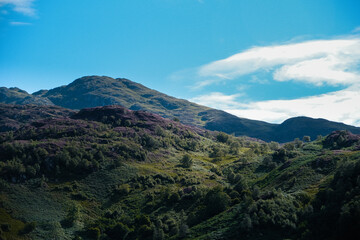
top-left (0, 105), bottom-right (359, 239)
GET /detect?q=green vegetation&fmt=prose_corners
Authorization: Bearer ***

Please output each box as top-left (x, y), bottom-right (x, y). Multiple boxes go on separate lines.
top-left (180, 154), bottom-right (193, 168)
top-left (0, 105), bottom-right (359, 239)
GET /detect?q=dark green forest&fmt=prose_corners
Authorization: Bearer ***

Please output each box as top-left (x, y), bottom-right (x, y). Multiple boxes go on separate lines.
top-left (0, 104), bottom-right (359, 239)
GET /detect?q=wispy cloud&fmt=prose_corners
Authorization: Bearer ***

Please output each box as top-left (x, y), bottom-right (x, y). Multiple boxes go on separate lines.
top-left (198, 37), bottom-right (360, 87)
top-left (0, 0), bottom-right (36, 16)
top-left (186, 35), bottom-right (360, 126)
top-left (10, 21), bottom-right (31, 25)
top-left (190, 92), bottom-right (242, 110)
top-left (191, 87), bottom-right (360, 126)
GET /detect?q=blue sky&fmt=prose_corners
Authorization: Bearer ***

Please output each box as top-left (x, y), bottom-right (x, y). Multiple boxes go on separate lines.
top-left (1, 0), bottom-right (360, 125)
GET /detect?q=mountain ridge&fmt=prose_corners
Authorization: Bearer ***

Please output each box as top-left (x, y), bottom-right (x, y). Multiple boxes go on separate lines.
top-left (2, 75), bottom-right (360, 142)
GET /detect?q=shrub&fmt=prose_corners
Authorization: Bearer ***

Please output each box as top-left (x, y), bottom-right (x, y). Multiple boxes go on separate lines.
top-left (62, 203), bottom-right (80, 227)
top-left (86, 227), bottom-right (101, 240)
top-left (216, 132), bottom-right (229, 143)
top-left (19, 222), bottom-right (36, 235)
top-left (209, 145), bottom-right (225, 158)
top-left (116, 184), bottom-right (131, 195)
top-left (141, 134), bottom-right (159, 150)
top-left (204, 186), bottom-right (230, 217)
top-left (303, 136), bottom-right (311, 142)
top-left (107, 222), bottom-right (130, 239)
top-left (272, 148), bottom-right (288, 163)
top-left (138, 225), bottom-right (153, 239)
top-left (180, 154), bottom-right (193, 168)
top-left (135, 214), bottom-right (151, 227)
top-left (168, 192), bottom-right (181, 204)
top-left (234, 176), bottom-right (248, 194)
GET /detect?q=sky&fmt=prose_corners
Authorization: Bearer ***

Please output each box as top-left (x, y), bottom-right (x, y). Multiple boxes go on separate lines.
top-left (1, 0), bottom-right (360, 126)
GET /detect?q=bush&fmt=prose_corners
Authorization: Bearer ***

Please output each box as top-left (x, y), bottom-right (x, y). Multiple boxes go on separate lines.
top-left (303, 136), bottom-right (311, 142)
top-left (19, 222), bottom-right (36, 235)
top-left (234, 176), bottom-right (248, 194)
top-left (272, 148), bottom-right (288, 163)
top-left (209, 145), bottom-right (225, 158)
top-left (141, 134), bottom-right (159, 150)
top-left (86, 227), bottom-right (100, 240)
top-left (204, 186), bottom-right (230, 217)
top-left (168, 192), bottom-right (181, 204)
top-left (216, 132), bottom-right (229, 143)
top-left (180, 154), bottom-right (193, 168)
top-left (107, 222), bottom-right (130, 239)
top-left (62, 203), bottom-right (80, 227)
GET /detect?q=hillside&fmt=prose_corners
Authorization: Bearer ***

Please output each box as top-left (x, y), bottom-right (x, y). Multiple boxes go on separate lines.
top-left (0, 104), bottom-right (75, 132)
top-left (0, 87), bottom-right (53, 106)
top-left (0, 104), bottom-right (359, 239)
top-left (33, 76), bottom-right (213, 127)
top-left (2, 76), bottom-right (360, 142)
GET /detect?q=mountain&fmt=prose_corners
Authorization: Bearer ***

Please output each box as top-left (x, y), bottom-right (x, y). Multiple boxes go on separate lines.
top-left (271, 116), bottom-right (360, 142)
top-left (3, 76), bottom-right (360, 142)
top-left (33, 76), bottom-right (211, 126)
top-left (0, 104), bottom-right (359, 239)
top-left (0, 87), bottom-right (53, 106)
top-left (33, 75), bottom-right (276, 138)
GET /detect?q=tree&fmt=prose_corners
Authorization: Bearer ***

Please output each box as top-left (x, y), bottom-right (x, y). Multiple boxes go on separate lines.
top-left (107, 222), bottom-right (130, 239)
top-left (269, 141), bottom-right (280, 150)
top-left (234, 176), bottom-right (248, 194)
top-left (216, 132), bottom-right (229, 143)
top-left (180, 154), bottom-right (193, 168)
top-left (230, 141), bottom-right (241, 154)
top-left (86, 227), bottom-right (100, 240)
top-left (272, 148), bottom-right (288, 163)
top-left (168, 192), bottom-right (180, 204)
top-left (19, 222), bottom-right (36, 235)
top-left (204, 186), bottom-right (230, 217)
top-left (294, 138), bottom-right (303, 148)
top-left (303, 136), bottom-right (311, 142)
top-left (63, 203), bottom-right (80, 227)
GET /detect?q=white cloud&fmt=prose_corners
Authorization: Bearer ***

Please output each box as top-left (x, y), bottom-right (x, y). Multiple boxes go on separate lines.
top-left (191, 87), bottom-right (360, 127)
top-left (0, 0), bottom-right (36, 16)
top-left (198, 38), bottom-right (360, 86)
top-left (190, 92), bottom-right (242, 110)
top-left (186, 36), bottom-right (360, 126)
top-left (10, 21), bottom-right (31, 25)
